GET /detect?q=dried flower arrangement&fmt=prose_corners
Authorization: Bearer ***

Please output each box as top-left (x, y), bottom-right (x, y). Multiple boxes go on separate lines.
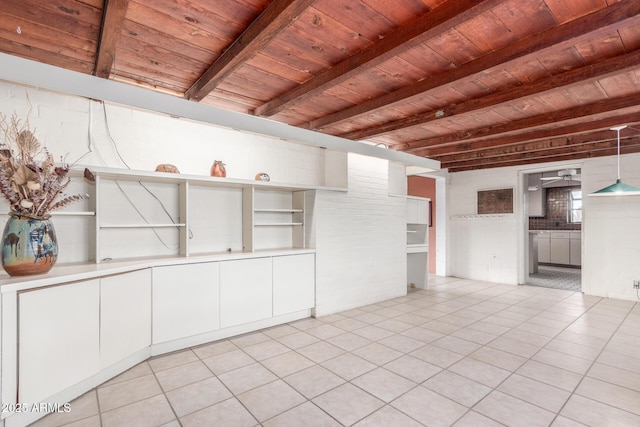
top-left (0, 114), bottom-right (88, 219)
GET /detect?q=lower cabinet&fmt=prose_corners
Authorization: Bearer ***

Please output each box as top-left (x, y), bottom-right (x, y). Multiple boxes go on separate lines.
top-left (273, 253), bottom-right (315, 316)
top-left (18, 280), bottom-right (101, 404)
top-left (220, 257), bottom-right (272, 328)
top-left (537, 235), bottom-right (550, 263)
top-left (100, 269), bottom-right (152, 368)
top-left (537, 232), bottom-right (581, 266)
top-left (152, 262), bottom-right (220, 344)
top-left (10, 252), bottom-right (315, 423)
top-left (550, 236), bottom-right (571, 265)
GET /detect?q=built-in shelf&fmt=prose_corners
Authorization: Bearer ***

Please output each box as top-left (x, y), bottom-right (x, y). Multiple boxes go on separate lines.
top-left (100, 224), bottom-right (186, 229)
top-left (51, 211), bottom-right (96, 217)
top-left (80, 166), bottom-right (332, 263)
top-left (254, 209), bottom-right (303, 213)
top-left (255, 223), bottom-right (303, 226)
top-left (407, 197), bottom-right (430, 290)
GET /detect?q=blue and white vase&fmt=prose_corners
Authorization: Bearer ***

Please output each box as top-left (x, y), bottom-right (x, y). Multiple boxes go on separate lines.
top-left (1, 213), bottom-right (58, 276)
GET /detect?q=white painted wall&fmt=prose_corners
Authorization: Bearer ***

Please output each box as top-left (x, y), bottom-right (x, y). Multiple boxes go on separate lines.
top-left (447, 167), bottom-right (520, 285)
top-left (0, 81), bottom-right (407, 314)
top-left (446, 153), bottom-right (640, 302)
top-left (1, 82), bottom-right (327, 185)
top-left (581, 153), bottom-right (640, 301)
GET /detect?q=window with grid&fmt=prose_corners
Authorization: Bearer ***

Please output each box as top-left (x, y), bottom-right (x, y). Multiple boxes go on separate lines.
top-left (569, 189), bottom-right (582, 223)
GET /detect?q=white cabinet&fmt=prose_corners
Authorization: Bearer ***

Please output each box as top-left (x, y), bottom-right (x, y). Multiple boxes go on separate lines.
top-left (407, 197), bottom-right (429, 225)
top-left (273, 254), bottom-right (315, 316)
top-left (537, 234), bottom-right (550, 263)
top-left (407, 196), bottom-right (429, 289)
top-left (550, 234), bottom-right (571, 265)
top-left (537, 231), bottom-right (581, 266)
top-left (220, 258), bottom-right (272, 328)
top-left (152, 263), bottom-right (220, 344)
top-left (18, 280), bottom-right (100, 404)
top-left (100, 269), bottom-right (152, 368)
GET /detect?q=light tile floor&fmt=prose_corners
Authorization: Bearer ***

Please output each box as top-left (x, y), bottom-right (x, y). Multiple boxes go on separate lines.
top-left (32, 276), bottom-right (640, 427)
top-left (528, 265), bottom-right (582, 292)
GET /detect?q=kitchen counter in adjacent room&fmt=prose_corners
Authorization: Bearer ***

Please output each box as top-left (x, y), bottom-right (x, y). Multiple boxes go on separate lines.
top-left (529, 230), bottom-right (581, 267)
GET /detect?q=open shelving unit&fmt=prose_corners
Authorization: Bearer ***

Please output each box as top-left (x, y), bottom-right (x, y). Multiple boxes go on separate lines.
top-left (406, 196), bottom-right (430, 289)
top-left (85, 166), bottom-right (345, 263)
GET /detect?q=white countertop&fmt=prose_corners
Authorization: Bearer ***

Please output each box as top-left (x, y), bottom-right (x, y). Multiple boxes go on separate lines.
top-left (0, 248), bottom-right (316, 293)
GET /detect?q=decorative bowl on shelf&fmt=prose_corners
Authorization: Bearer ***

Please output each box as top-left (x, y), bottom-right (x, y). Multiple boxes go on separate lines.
top-left (255, 172), bottom-right (270, 182)
top-left (155, 164), bottom-right (180, 173)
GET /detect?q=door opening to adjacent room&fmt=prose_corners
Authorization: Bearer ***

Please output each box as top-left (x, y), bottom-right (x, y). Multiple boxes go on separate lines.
top-left (525, 169), bottom-right (582, 292)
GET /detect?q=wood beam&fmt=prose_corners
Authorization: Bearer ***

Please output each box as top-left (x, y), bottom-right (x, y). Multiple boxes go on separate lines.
top-left (185, 0), bottom-right (316, 101)
top-left (405, 94), bottom-right (640, 155)
top-left (253, 0), bottom-right (505, 117)
top-left (340, 50), bottom-right (640, 140)
top-left (438, 133), bottom-right (626, 167)
top-left (306, 0), bottom-right (640, 130)
top-left (94, 0), bottom-right (130, 78)
top-left (445, 138), bottom-right (640, 172)
top-left (433, 128), bottom-right (640, 164)
top-left (412, 113), bottom-right (640, 157)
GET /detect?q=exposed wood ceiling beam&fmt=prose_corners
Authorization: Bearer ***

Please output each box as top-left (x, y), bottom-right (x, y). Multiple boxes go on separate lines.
top-left (405, 93), bottom-right (640, 155)
top-left (94, 0), bottom-right (130, 78)
top-left (436, 130), bottom-right (638, 164)
top-left (445, 137), bottom-right (640, 172)
top-left (413, 112), bottom-right (640, 157)
top-left (306, 0), bottom-right (640, 131)
top-left (185, 0), bottom-right (316, 101)
top-left (253, 0), bottom-right (506, 118)
top-left (341, 50), bottom-right (640, 140)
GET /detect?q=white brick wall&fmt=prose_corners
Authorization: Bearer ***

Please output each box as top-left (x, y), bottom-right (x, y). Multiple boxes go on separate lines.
top-left (581, 153), bottom-right (640, 300)
top-left (0, 82), bottom-right (408, 314)
top-left (447, 168), bottom-right (520, 285)
top-left (313, 154), bottom-right (407, 316)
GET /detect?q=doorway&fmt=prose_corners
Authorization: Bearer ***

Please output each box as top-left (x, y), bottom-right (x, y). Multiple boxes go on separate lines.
top-left (524, 168), bottom-right (582, 292)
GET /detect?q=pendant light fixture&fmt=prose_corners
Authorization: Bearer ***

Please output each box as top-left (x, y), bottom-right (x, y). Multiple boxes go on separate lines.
top-left (590, 125), bottom-right (640, 196)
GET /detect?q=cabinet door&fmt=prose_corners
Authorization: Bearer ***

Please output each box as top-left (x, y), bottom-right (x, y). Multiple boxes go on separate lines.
top-left (101, 269), bottom-right (152, 368)
top-left (220, 257), bottom-right (272, 328)
top-left (406, 199), bottom-right (418, 224)
top-left (550, 238), bottom-right (570, 264)
top-left (19, 280), bottom-right (100, 404)
top-left (273, 254), bottom-right (315, 316)
top-left (538, 236), bottom-right (550, 263)
top-left (570, 238), bottom-right (582, 266)
top-left (153, 263), bottom-right (220, 344)
top-left (416, 199), bottom-right (429, 225)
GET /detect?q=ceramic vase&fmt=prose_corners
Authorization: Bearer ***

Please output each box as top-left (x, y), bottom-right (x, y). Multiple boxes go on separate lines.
top-left (211, 161), bottom-right (226, 177)
top-left (1, 213), bottom-right (58, 276)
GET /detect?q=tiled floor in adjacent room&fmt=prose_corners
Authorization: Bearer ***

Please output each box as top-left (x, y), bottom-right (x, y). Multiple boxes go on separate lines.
top-left (32, 276), bottom-right (640, 427)
top-left (527, 265), bottom-right (582, 292)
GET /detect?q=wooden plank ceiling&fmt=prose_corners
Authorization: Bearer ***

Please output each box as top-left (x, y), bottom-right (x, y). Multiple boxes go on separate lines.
top-left (2, 0), bottom-right (640, 172)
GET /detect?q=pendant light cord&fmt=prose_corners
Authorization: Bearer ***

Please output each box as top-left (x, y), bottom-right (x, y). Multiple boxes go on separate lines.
top-left (616, 127), bottom-right (621, 181)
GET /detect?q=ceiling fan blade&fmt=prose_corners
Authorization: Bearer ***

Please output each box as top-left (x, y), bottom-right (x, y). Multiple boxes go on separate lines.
top-left (542, 178), bottom-right (561, 186)
top-left (540, 177), bottom-right (560, 181)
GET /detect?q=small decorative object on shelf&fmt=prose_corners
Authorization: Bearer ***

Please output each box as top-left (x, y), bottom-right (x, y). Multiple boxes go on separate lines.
top-left (255, 172), bottom-right (270, 182)
top-left (0, 114), bottom-right (88, 276)
top-left (210, 160), bottom-right (226, 177)
top-left (155, 163), bottom-right (180, 173)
